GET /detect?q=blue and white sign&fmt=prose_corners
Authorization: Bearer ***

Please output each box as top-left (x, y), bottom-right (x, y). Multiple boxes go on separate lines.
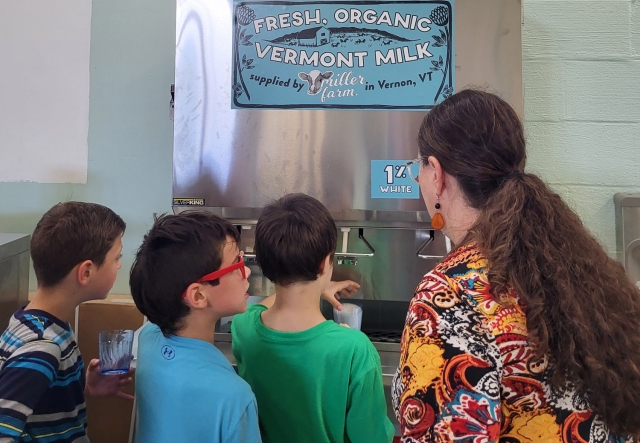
top-left (371, 160), bottom-right (420, 199)
top-left (232, 1), bottom-right (454, 110)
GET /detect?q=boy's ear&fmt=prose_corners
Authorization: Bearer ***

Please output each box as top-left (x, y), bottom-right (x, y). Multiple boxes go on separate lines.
top-left (183, 283), bottom-right (210, 309)
top-left (318, 254), bottom-right (333, 277)
top-left (76, 260), bottom-right (94, 286)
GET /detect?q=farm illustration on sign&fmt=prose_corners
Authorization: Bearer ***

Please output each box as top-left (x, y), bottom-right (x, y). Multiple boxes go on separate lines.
top-left (232, 2), bottom-right (454, 109)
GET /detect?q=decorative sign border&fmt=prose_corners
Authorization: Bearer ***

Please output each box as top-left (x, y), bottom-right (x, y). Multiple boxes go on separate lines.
top-left (232, 0), bottom-right (454, 110)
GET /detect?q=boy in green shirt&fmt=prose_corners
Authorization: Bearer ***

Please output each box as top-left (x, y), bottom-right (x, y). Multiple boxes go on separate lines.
top-left (232, 193), bottom-right (394, 443)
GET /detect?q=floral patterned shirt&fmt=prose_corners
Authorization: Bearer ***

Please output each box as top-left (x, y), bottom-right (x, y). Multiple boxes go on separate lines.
top-left (391, 244), bottom-right (631, 443)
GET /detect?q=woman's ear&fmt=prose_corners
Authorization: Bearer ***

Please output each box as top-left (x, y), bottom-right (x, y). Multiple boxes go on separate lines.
top-left (428, 156), bottom-right (445, 196)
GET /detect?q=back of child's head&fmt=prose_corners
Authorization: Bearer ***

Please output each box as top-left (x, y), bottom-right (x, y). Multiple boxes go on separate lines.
top-left (129, 211), bottom-right (240, 335)
top-left (30, 201), bottom-right (126, 288)
top-left (255, 193), bottom-right (337, 287)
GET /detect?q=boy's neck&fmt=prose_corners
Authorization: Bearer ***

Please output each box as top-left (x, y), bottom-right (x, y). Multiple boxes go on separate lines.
top-left (175, 311), bottom-right (217, 344)
top-left (26, 286), bottom-right (83, 325)
top-left (261, 282), bottom-right (327, 332)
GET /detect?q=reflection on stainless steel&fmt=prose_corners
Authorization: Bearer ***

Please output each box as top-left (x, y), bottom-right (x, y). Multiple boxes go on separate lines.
top-left (213, 333), bottom-right (234, 358)
top-left (174, 0), bottom-right (523, 214)
top-left (373, 338), bottom-right (400, 432)
top-left (178, 0), bottom-right (522, 434)
top-left (335, 228), bottom-right (375, 258)
top-left (0, 234), bottom-right (30, 332)
top-left (173, 207), bottom-right (434, 229)
top-left (416, 229), bottom-right (445, 260)
top-left (238, 226), bottom-right (447, 301)
top-left (173, 0), bottom-right (522, 302)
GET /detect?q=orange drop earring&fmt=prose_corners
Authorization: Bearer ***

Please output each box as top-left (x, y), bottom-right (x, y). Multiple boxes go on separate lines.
top-left (432, 196), bottom-right (445, 230)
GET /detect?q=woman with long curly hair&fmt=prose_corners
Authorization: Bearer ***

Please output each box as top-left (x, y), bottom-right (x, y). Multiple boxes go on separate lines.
top-left (392, 89), bottom-right (640, 442)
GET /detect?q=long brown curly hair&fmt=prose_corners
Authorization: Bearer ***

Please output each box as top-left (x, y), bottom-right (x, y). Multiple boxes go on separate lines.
top-left (418, 89), bottom-right (640, 437)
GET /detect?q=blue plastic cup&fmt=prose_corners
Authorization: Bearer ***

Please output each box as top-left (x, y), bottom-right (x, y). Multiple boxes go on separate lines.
top-left (99, 329), bottom-right (134, 375)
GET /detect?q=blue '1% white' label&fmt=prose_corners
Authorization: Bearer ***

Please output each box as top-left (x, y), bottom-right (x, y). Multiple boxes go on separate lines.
top-left (370, 160), bottom-right (420, 199)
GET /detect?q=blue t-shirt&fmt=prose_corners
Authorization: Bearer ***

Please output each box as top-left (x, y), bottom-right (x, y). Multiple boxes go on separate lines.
top-left (135, 323), bottom-right (261, 443)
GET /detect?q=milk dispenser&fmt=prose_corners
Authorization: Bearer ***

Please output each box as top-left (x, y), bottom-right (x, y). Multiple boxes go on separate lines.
top-left (172, 0), bottom-right (523, 433)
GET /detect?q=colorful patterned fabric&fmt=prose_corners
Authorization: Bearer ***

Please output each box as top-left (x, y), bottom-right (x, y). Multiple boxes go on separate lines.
top-left (392, 244), bottom-right (631, 443)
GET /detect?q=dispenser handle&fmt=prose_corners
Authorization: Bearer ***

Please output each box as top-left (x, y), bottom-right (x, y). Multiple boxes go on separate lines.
top-left (624, 239), bottom-right (640, 283)
top-left (416, 230), bottom-right (445, 260)
top-left (334, 228), bottom-right (375, 258)
top-left (625, 238), bottom-right (640, 259)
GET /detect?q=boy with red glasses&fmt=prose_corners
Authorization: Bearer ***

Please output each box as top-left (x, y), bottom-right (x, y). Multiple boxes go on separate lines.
top-left (130, 211), bottom-right (261, 443)
top-left (231, 193), bottom-right (394, 443)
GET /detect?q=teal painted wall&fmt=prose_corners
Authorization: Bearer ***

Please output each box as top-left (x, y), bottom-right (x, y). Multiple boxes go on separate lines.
top-left (0, 0), bottom-right (176, 294)
top-left (523, 0), bottom-right (640, 255)
top-left (0, 0), bottom-right (638, 294)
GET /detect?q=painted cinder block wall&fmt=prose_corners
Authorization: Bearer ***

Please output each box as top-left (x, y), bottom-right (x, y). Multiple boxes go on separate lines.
top-left (0, 0), bottom-right (638, 293)
top-left (523, 0), bottom-right (640, 256)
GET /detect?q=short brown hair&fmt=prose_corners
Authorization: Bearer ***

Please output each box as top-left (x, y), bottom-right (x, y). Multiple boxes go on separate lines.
top-left (130, 211), bottom-right (240, 335)
top-left (255, 193), bottom-right (337, 286)
top-left (31, 202), bottom-right (126, 288)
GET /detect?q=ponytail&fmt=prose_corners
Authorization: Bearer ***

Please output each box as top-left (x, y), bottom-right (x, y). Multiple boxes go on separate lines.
top-left (418, 89), bottom-right (640, 435)
top-left (473, 172), bottom-right (640, 436)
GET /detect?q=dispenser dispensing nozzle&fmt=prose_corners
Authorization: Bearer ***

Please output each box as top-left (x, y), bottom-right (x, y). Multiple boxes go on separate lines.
top-left (337, 257), bottom-right (358, 266)
top-left (334, 228), bottom-right (374, 266)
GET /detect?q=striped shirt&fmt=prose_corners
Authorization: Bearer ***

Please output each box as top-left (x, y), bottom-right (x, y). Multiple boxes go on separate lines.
top-left (0, 309), bottom-right (88, 443)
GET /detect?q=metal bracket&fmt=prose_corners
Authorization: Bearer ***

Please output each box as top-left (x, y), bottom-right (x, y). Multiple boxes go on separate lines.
top-left (243, 253), bottom-right (257, 264)
top-left (416, 230), bottom-right (445, 260)
top-left (337, 256), bottom-right (358, 266)
top-left (170, 84), bottom-right (175, 121)
top-left (234, 225), bottom-right (257, 263)
top-left (335, 228), bottom-right (375, 258)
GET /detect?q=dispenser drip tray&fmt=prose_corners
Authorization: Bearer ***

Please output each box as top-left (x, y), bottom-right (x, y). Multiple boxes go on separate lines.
top-left (364, 330), bottom-right (402, 343)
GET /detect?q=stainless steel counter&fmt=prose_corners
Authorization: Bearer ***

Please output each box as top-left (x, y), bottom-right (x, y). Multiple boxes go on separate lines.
top-left (0, 234), bottom-right (30, 332)
top-left (369, 341), bottom-right (401, 385)
top-left (213, 334), bottom-right (236, 366)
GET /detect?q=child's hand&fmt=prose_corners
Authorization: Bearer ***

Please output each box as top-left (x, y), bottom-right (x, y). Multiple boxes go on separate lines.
top-left (322, 280), bottom-right (360, 311)
top-left (85, 359), bottom-right (134, 400)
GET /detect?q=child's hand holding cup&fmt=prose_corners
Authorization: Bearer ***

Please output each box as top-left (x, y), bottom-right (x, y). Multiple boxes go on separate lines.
top-left (99, 329), bottom-right (134, 374)
top-left (333, 303), bottom-right (362, 330)
top-left (85, 329), bottom-right (135, 400)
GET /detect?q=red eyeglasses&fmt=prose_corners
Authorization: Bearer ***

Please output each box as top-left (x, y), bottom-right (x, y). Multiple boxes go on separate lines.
top-left (198, 253), bottom-right (246, 282)
top-left (182, 253), bottom-right (247, 298)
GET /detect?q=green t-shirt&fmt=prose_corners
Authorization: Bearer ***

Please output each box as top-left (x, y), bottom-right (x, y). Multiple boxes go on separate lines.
top-left (231, 303), bottom-right (394, 443)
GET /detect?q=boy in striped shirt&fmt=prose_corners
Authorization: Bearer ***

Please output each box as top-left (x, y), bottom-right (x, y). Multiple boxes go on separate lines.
top-left (0, 202), bottom-right (134, 443)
